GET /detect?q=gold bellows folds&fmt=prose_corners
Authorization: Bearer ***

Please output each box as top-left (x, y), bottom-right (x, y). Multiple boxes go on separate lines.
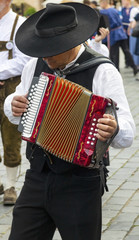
top-left (18, 73), bottom-right (118, 168)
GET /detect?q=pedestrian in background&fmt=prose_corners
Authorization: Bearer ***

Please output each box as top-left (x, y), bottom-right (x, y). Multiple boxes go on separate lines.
top-left (130, 12), bottom-right (139, 79)
top-left (0, 0), bottom-right (31, 205)
top-left (99, 0), bottom-right (139, 80)
top-left (129, 0), bottom-right (139, 69)
top-left (121, 0), bottom-right (133, 45)
top-left (121, 0), bottom-right (133, 67)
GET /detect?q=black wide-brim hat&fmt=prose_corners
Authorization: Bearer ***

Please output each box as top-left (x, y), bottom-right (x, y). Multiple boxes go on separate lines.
top-left (15, 2), bottom-right (99, 57)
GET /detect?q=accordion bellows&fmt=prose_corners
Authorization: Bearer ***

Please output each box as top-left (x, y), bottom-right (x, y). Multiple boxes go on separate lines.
top-left (19, 72), bottom-right (112, 167)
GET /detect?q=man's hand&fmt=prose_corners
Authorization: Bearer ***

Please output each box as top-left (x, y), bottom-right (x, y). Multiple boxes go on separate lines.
top-left (11, 94), bottom-right (29, 117)
top-left (95, 27), bottom-right (109, 42)
top-left (96, 114), bottom-right (117, 142)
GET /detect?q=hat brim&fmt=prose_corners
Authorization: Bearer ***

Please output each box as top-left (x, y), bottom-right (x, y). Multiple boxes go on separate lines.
top-left (15, 2), bottom-right (99, 57)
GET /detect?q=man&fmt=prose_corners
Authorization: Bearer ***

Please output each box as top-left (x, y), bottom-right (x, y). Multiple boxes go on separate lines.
top-left (129, 0), bottom-right (139, 69)
top-left (99, 0), bottom-right (139, 80)
top-left (132, 12), bottom-right (139, 59)
top-left (121, 0), bottom-right (133, 39)
top-left (121, 0), bottom-right (133, 67)
top-left (0, 0), bottom-right (30, 205)
top-left (4, 3), bottom-right (135, 240)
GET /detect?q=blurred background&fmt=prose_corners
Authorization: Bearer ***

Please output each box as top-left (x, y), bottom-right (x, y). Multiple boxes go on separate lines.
top-left (11, 0), bottom-right (120, 16)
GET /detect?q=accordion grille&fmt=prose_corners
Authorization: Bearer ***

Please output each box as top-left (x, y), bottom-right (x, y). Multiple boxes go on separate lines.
top-left (36, 76), bottom-right (91, 162)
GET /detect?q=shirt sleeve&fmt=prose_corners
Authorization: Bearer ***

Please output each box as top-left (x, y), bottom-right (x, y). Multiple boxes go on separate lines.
top-left (4, 58), bottom-right (38, 124)
top-left (93, 63), bottom-right (136, 149)
top-left (88, 39), bottom-right (109, 57)
top-left (129, 8), bottom-right (139, 22)
top-left (0, 47), bottom-right (31, 80)
top-left (134, 13), bottom-right (139, 21)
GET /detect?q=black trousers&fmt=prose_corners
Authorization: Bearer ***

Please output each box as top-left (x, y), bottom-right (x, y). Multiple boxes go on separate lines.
top-left (9, 162), bottom-right (102, 240)
top-left (110, 39), bottom-right (137, 72)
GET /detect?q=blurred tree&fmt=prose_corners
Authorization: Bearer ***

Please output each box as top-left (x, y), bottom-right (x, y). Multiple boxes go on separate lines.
top-left (24, 7), bottom-right (36, 17)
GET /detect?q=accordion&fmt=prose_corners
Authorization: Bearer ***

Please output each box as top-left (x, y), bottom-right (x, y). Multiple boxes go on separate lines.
top-left (18, 72), bottom-right (118, 168)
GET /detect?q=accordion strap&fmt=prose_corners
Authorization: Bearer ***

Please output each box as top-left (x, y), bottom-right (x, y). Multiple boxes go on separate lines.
top-left (92, 99), bottom-right (119, 168)
top-left (55, 43), bottom-right (114, 76)
top-left (66, 43), bottom-right (114, 75)
top-left (67, 56), bottom-right (114, 75)
top-left (92, 100), bottom-right (119, 192)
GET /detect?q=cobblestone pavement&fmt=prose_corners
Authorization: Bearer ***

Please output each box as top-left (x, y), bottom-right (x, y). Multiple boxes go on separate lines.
top-left (0, 66), bottom-right (139, 240)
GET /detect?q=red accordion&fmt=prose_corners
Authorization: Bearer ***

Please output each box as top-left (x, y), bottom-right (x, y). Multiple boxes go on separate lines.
top-left (18, 72), bottom-right (117, 168)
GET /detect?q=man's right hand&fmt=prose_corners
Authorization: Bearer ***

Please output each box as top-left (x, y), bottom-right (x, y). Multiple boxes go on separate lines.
top-left (95, 27), bottom-right (109, 42)
top-left (11, 94), bottom-right (29, 117)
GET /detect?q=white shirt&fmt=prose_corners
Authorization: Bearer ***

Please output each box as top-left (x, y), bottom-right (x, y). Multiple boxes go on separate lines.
top-left (87, 39), bottom-right (109, 57)
top-left (4, 45), bottom-right (136, 149)
top-left (0, 9), bottom-right (31, 80)
top-left (129, 7), bottom-right (139, 22)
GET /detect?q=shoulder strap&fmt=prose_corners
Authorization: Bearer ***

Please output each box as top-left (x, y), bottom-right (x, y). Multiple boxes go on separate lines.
top-left (8, 14), bottom-right (19, 59)
top-left (66, 43), bottom-right (114, 75)
top-left (67, 56), bottom-right (114, 75)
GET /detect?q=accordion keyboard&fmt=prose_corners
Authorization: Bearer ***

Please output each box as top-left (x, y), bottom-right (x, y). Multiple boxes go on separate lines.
top-left (21, 74), bottom-right (49, 138)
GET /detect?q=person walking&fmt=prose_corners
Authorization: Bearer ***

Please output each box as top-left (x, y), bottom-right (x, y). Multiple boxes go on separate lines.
top-left (130, 11), bottom-right (139, 81)
top-left (0, 0), bottom-right (31, 205)
top-left (121, 0), bottom-right (133, 44)
top-left (121, 0), bottom-right (133, 67)
top-left (100, 0), bottom-right (139, 80)
top-left (4, 3), bottom-right (135, 240)
top-left (129, 0), bottom-right (139, 69)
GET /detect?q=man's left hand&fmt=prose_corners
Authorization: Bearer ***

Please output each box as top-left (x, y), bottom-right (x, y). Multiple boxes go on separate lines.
top-left (96, 114), bottom-right (117, 142)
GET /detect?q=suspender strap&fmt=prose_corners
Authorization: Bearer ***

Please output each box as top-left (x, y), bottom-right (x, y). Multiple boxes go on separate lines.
top-left (0, 41), bottom-right (8, 51)
top-left (10, 14), bottom-right (19, 41)
top-left (0, 14), bottom-right (19, 57)
top-left (8, 14), bottom-right (19, 59)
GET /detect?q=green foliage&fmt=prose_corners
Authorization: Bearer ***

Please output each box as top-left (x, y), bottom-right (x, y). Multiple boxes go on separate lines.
top-left (24, 7), bottom-right (36, 17)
